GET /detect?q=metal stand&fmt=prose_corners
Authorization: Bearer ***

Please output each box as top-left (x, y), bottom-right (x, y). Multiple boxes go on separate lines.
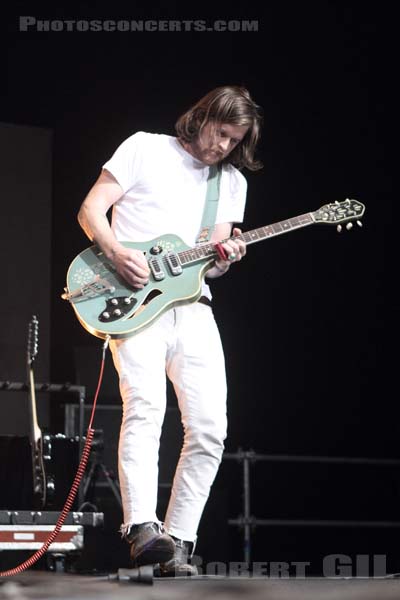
top-left (80, 430), bottom-right (122, 511)
top-left (223, 449), bottom-right (400, 565)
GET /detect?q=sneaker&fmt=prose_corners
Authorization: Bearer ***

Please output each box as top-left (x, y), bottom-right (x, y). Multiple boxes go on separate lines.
top-left (126, 522), bottom-right (175, 566)
top-left (159, 537), bottom-right (198, 577)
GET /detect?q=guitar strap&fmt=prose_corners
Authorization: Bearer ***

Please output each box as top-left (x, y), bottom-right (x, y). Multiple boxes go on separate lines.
top-left (196, 164), bottom-right (222, 243)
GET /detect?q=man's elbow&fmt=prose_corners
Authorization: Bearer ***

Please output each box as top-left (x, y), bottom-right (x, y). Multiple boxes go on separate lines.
top-left (77, 201), bottom-right (89, 225)
top-left (77, 203), bottom-right (91, 238)
top-left (77, 211), bottom-right (83, 232)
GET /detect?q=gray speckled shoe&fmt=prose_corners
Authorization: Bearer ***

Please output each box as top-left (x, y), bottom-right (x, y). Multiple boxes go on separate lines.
top-left (159, 537), bottom-right (198, 577)
top-left (126, 522), bottom-right (175, 567)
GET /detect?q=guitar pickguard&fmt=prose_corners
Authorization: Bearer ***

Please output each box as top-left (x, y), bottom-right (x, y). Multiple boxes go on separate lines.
top-left (98, 295), bottom-right (137, 322)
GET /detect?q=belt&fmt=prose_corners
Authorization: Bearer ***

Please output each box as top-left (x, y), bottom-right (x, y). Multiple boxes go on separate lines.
top-left (198, 296), bottom-right (212, 308)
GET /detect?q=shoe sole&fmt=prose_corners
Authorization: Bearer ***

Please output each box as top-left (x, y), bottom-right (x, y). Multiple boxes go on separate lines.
top-left (132, 536), bottom-right (175, 567)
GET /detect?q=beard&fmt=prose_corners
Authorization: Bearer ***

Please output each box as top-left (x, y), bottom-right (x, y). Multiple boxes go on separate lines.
top-left (184, 137), bottom-right (225, 165)
top-left (201, 147), bottom-right (224, 163)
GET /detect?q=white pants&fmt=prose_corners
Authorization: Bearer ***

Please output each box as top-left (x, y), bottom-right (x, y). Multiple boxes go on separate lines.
top-left (109, 302), bottom-right (227, 542)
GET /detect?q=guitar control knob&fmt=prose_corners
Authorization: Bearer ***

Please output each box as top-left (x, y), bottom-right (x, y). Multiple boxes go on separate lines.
top-left (102, 311), bottom-right (110, 319)
top-left (150, 245), bottom-right (163, 255)
top-left (346, 222), bottom-right (353, 230)
top-left (123, 298), bottom-right (131, 305)
top-left (111, 298), bottom-right (119, 305)
top-left (113, 309), bottom-right (122, 316)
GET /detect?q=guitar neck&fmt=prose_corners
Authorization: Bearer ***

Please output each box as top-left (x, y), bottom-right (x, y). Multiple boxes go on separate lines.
top-left (229, 212), bottom-right (315, 247)
top-left (27, 363), bottom-right (42, 444)
top-left (178, 212), bottom-right (315, 265)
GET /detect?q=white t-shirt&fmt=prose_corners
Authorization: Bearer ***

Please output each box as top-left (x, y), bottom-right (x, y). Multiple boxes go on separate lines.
top-left (103, 131), bottom-right (247, 298)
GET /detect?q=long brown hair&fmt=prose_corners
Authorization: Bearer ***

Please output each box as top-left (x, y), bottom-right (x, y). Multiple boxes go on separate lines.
top-left (175, 86), bottom-right (263, 171)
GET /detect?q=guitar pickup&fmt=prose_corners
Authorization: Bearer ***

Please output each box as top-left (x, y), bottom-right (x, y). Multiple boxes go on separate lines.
top-left (149, 256), bottom-right (165, 281)
top-left (165, 252), bottom-right (183, 276)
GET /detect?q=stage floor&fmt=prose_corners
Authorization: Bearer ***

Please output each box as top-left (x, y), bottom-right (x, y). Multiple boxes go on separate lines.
top-left (1, 572), bottom-right (400, 600)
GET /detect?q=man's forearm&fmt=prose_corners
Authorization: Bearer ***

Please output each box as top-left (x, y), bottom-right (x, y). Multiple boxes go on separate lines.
top-left (77, 203), bottom-right (123, 261)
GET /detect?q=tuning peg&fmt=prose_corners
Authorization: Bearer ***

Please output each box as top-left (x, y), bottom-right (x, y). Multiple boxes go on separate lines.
top-left (346, 222), bottom-right (353, 230)
top-left (337, 224), bottom-right (342, 232)
top-left (357, 220), bottom-right (363, 227)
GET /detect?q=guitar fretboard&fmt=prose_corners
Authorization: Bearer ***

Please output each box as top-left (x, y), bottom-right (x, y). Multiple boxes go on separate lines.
top-left (178, 212), bottom-right (314, 265)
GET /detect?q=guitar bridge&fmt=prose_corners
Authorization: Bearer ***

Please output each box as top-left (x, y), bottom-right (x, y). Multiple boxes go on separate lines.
top-left (61, 276), bottom-right (116, 302)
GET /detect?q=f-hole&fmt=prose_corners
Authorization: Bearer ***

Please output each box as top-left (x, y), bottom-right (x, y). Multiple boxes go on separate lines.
top-left (127, 289), bottom-right (163, 319)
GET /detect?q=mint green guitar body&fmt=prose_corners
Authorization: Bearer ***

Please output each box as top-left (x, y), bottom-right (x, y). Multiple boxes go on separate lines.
top-left (65, 235), bottom-right (214, 340)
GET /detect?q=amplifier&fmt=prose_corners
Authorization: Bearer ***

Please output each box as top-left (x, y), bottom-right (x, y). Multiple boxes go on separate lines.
top-left (0, 435), bottom-right (81, 511)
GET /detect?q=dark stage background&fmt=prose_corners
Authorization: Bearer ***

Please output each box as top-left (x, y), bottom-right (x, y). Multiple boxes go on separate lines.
top-left (2, 2), bottom-right (397, 574)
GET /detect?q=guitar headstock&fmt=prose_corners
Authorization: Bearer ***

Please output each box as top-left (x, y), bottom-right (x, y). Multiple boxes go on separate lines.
top-left (313, 199), bottom-right (365, 231)
top-left (27, 315), bottom-right (39, 366)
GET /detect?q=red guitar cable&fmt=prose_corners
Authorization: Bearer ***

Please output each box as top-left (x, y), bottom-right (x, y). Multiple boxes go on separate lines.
top-left (0, 336), bottom-right (111, 578)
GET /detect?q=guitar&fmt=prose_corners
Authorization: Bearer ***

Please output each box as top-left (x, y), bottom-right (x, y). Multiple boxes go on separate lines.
top-left (26, 315), bottom-right (48, 508)
top-left (62, 198), bottom-right (365, 340)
